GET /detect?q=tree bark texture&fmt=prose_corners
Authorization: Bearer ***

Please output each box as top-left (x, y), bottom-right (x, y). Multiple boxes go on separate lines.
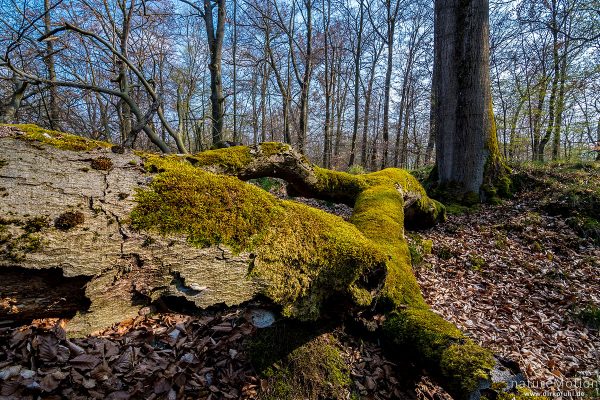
top-left (433, 0), bottom-right (508, 199)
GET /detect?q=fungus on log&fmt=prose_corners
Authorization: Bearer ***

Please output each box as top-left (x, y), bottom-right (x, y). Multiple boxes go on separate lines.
top-left (0, 124), bottom-right (510, 399)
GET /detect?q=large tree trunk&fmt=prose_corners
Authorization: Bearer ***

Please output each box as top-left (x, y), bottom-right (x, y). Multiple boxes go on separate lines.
top-left (0, 124), bottom-right (441, 333)
top-left (433, 0), bottom-right (509, 201)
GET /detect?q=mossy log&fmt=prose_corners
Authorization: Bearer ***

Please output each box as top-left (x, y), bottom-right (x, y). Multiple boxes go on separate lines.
top-left (0, 125), bottom-right (515, 399)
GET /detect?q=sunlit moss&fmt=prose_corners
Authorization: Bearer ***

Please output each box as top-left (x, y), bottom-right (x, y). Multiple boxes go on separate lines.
top-left (185, 146), bottom-right (253, 173)
top-left (384, 309), bottom-right (495, 398)
top-left (131, 154), bottom-right (386, 319)
top-left (5, 124), bottom-right (111, 151)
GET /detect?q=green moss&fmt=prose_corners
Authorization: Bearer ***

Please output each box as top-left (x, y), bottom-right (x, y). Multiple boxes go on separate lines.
top-left (351, 185), bottom-right (426, 309)
top-left (384, 309), bottom-right (494, 399)
top-left (440, 341), bottom-right (495, 396)
top-left (4, 233), bottom-right (43, 261)
top-left (260, 142), bottom-right (292, 156)
top-left (91, 157), bottom-right (113, 171)
top-left (248, 326), bottom-right (351, 400)
top-left (185, 146), bottom-right (252, 173)
top-left (468, 254), bottom-right (487, 271)
top-left (384, 309), bottom-right (463, 360)
top-left (131, 154), bottom-right (385, 319)
top-left (462, 191), bottom-right (480, 206)
top-left (55, 211), bottom-right (85, 230)
top-left (482, 102), bottom-right (512, 202)
top-left (348, 284), bottom-right (373, 307)
top-left (5, 124), bottom-right (111, 151)
top-left (313, 167), bottom-right (367, 202)
top-left (23, 216), bottom-right (49, 233)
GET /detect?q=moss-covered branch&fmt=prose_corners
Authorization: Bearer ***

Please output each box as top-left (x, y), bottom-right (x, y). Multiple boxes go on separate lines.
top-left (184, 142), bottom-right (446, 229)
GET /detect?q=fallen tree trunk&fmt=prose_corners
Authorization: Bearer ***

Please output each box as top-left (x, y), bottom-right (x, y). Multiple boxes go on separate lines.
top-left (0, 124), bottom-right (517, 399)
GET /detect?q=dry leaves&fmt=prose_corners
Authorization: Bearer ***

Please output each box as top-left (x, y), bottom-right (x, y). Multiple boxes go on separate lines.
top-left (0, 309), bottom-right (449, 399)
top-left (414, 191), bottom-right (600, 398)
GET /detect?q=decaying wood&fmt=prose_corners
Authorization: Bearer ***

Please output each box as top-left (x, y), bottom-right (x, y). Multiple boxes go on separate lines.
top-left (0, 131), bottom-right (258, 336)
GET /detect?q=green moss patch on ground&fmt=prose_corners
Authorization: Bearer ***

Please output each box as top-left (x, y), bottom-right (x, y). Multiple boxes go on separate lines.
top-left (512, 162), bottom-right (600, 243)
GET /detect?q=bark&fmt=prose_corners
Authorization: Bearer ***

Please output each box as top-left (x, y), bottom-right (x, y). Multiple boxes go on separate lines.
top-left (297, 1), bottom-right (313, 154)
top-left (203, 0), bottom-right (227, 145)
top-left (360, 43), bottom-right (384, 167)
top-left (0, 127), bottom-right (252, 335)
top-left (433, 0), bottom-right (509, 199)
top-left (322, 0), bottom-right (334, 168)
top-left (264, 20), bottom-right (291, 144)
top-left (260, 62), bottom-right (269, 143)
top-left (508, 97), bottom-right (525, 160)
top-left (552, 44), bottom-right (568, 160)
top-left (232, 0), bottom-right (239, 143)
top-left (537, 9), bottom-right (560, 162)
top-left (0, 78), bottom-right (28, 123)
top-left (530, 76), bottom-right (548, 161)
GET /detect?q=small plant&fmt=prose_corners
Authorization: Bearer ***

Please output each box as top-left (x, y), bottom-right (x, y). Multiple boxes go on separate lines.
top-left (523, 211), bottom-right (542, 225)
top-left (494, 231), bottom-right (508, 250)
top-left (577, 305), bottom-right (600, 329)
top-left (347, 164), bottom-right (365, 175)
top-left (253, 177), bottom-right (284, 193)
top-left (436, 245), bottom-right (454, 260)
top-left (407, 233), bottom-right (433, 267)
top-left (468, 254), bottom-right (487, 271)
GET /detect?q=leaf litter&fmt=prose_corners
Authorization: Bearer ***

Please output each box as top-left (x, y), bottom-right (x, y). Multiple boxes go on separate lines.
top-left (413, 180), bottom-right (599, 398)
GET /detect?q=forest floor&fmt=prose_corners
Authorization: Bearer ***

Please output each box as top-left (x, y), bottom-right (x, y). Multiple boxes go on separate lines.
top-left (0, 163), bottom-right (598, 400)
top-left (412, 162), bottom-right (600, 396)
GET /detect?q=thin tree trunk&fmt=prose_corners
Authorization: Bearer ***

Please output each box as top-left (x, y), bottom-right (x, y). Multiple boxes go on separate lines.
top-left (552, 43), bottom-right (568, 160)
top-left (322, 0), bottom-right (332, 168)
top-left (508, 98), bottom-right (525, 161)
top-left (537, 3), bottom-right (560, 162)
top-left (232, 0), bottom-right (239, 142)
top-left (348, 0), bottom-right (364, 167)
top-left (44, 0), bottom-right (60, 130)
top-left (1, 77), bottom-right (28, 123)
top-left (297, 1), bottom-right (313, 154)
top-left (204, 0), bottom-right (226, 145)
